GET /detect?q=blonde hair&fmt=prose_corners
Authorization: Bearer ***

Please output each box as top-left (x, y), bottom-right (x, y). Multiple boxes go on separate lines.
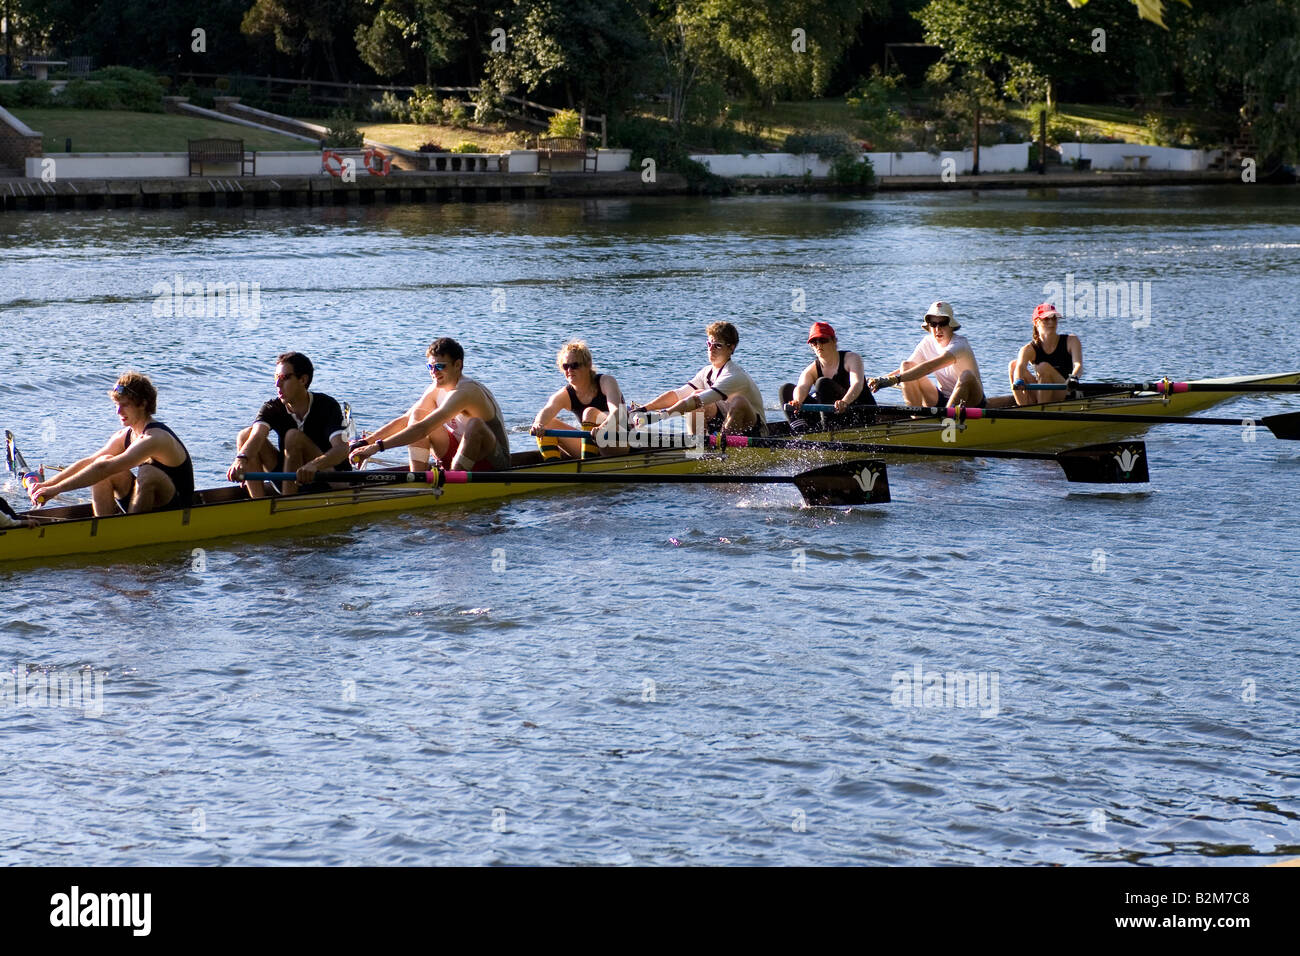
top-left (108, 371), bottom-right (157, 416)
top-left (556, 339), bottom-right (593, 371)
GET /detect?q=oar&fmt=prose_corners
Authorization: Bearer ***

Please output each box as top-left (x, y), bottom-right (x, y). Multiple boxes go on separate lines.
top-left (5, 429), bottom-right (46, 502)
top-left (1016, 379), bottom-right (1300, 394)
top-left (243, 460), bottom-right (892, 507)
top-left (882, 405), bottom-right (1300, 440)
top-left (711, 435), bottom-right (1149, 484)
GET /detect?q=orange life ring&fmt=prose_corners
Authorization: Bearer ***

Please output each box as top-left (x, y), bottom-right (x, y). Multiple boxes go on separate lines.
top-left (363, 147), bottom-right (392, 176)
top-left (322, 150), bottom-right (346, 177)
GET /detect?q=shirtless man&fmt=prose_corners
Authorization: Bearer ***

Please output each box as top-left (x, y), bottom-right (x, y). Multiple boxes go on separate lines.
top-left (30, 371), bottom-right (194, 516)
top-left (868, 301), bottom-right (986, 408)
top-left (350, 337), bottom-right (512, 472)
top-left (226, 352), bottom-right (352, 497)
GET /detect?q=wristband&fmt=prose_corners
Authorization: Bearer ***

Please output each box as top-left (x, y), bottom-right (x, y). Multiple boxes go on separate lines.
top-left (235, 453), bottom-right (247, 460)
top-left (377, 439), bottom-right (385, 452)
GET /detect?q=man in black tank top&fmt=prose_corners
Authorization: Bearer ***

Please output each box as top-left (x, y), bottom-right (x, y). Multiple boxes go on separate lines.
top-left (779, 321), bottom-right (876, 431)
top-left (27, 371), bottom-right (194, 517)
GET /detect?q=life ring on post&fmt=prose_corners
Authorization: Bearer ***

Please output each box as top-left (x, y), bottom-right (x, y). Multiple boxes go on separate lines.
top-left (322, 150), bottom-right (346, 178)
top-left (363, 147), bottom-right (392, 177)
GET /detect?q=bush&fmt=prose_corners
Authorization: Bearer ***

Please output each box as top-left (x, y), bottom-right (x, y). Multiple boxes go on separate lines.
top-left (215, 76), bottom-right (231, 92)
top-left (284, 85), bottom-right (312, 118)
top-left (831, 153), bottom-right (876, 189)
top-left (407, 86), bottom-right (442, 124)
top-left (8, 79), bottom-right (54, 108)
top-left (370, 90), bottom-right (406, 122)
top-left (548, 108), bottom-right (582, 139)
top-left (417, 142), bottom-right (447, 153)
top-left (323, 110), bottom-right (364, 148)
top-left (441, 97), bottom-right (468, 127)
top-left (452, 141), bottom-right (481, 153)
top-left (88, 66), bottom-right (164, 111)
top-left (473, 85), bottom-right (503, 124)
top-left (782, 129), bottom-right (857, 160)
top-left (59, 79), bottom-right (115, 110)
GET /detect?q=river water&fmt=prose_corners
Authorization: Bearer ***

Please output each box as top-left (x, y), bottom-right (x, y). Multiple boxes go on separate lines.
top-left (1, 185), bottom-right (1298, 865)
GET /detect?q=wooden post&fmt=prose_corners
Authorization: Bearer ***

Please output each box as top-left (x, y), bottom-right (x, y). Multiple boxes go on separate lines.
top-left (598, 114), bottom-right (606, 148)
top-left (1039, 108), bottom-right (1047, 175)
top-left (972, 100), bottom-right (980, 176)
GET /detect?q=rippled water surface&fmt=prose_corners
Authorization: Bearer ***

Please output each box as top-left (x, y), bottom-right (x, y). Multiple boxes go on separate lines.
top-left (2, 186), bottom-right (1299, 864)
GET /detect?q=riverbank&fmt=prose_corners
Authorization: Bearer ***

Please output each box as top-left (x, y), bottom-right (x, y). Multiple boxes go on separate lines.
top-left (4, 165), bottom-right (1279, 211)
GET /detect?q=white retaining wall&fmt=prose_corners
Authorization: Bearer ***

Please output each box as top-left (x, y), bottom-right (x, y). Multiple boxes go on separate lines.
top-left (692, 143), bottom-right (1033, 178)
top-left (1055, 142), bottom-right (1222, 171)
top-left (26, 150), bottom-right (325, 178)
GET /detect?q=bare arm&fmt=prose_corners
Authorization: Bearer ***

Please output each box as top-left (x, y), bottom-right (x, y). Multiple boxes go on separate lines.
top-left (1068, 336), bottom-right (1084, 378)
top-left (36, 433), bottom-right (160, 501)
top-left (840, 352), bottom-right (867, 406)
top-left (530, 388), bottom-right (571, 433)
top-left (790, 363), bottom-right (819, 408)
top-left (600, 375), bottom-right (625, 409)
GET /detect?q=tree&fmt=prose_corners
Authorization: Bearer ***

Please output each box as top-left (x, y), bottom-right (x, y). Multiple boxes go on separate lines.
top-left (353, 0), bottom-right (474, 81)
top-left (1069, 0), bottom-right (1192, 30)
top-left (242, 0), bottom-right (364, 81)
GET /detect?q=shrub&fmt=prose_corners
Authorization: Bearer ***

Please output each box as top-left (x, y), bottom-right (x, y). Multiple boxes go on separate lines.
top-left (10, 79), bottom-right (54, 108)
top-left (323, 110), bottom-right (365, 148)
top-left (473, 85), bottom-right (503, 124)
top-left (370, 90), bottom-right (406, 122)
top-left (88, 66), bottom-right (164, 111)
top-left (215, 76), bottom-right (231, 92)
top-left (452, 141), bottom-right (481, 153)
top-left (284, 85), bottom-right (312, 118)
top-left (407, 86), bottom-right (442, 124)
top-left (548, 108), bottom-right (582, 139)
top-left (782, 129), bottom-right (857, 160)
top-left (417, 142), bottom-right (446, 152)
top-left (441, 97), bottom-right (468, 127)
top-left (59, 79), bottom-right (115, 110)
top-left (830, 153), bottom-right (876, 189)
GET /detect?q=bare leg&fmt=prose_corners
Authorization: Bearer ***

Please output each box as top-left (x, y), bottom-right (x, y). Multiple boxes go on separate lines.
top-left (1029, 364), bottom-right (1067, 405)
top-left (585, 408), bottom-right (629, 457)
top-left (899, 360), bottom-right (939, 407)
top-left (91, 459), bottom-right (134, 517)
top-left (449, 418), bottom-right (497, 471)
top-left (947, 370), bottom-right (986, 407)
top-left (721, 395), bottom-right (759, 434)
top-left (129, 464), bottom-right (178, 513)
top-left (282, 428), bottom-right (326, 496)
top-left (239, 425), bottom-right (280, 499)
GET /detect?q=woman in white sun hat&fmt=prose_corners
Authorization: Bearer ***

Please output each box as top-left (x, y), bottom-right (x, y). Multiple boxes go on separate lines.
top-left (867, 301), bottom-right (986, 408)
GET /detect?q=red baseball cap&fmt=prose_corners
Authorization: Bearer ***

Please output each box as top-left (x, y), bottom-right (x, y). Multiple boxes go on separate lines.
top-left (807, 321), bottom-right (836, 342)
top-left (1033, 303), bottom-right (1061, 321)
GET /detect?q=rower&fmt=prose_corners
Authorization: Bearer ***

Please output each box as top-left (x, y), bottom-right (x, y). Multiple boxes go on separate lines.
top-left (226, 352), bottom-right (352, 498)
top-left (1010, 303), bottom-right (1083, 405)
top-left (867, 301), bottom-right (986, 408)
top-left (780, 321), bottom-right (875, 431)
top-left (629, 321), bottom-right (766, 437)
top-left (530, 340), bottom-right (627, 459)
top-left (350, 337), bottom-right (512, 472)
top-left (29, 371), bottom-right (193, 517)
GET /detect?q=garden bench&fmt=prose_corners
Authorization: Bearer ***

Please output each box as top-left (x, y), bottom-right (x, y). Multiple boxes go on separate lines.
top-left (188, 138), bottom-right (256, 176)
top-left (534, 136), bottom-right (596, 173)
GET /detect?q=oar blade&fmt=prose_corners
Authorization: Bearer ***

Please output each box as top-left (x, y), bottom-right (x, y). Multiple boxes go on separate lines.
top-left (792, 459), bottom-right (891, 506)
top-left (1055, 441), bottom-right (1150, 483)
top-left (1263, 411), bottom-right (1300, 440)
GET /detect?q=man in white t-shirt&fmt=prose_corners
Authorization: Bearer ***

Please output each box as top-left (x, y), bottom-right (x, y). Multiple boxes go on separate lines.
top-left (867, 301), bottom-right (986, 408)
top-left (630, 321), bottom-right (766, 436)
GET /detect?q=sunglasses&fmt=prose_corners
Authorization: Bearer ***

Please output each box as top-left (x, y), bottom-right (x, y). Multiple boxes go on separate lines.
top-left (925, 318), bottom-right (950, 328)
top-left (112, 384), bottom-right (144, 402)
top-left (561, 361), bottom-right (586, 371)
top-left (706, 340), bottom-right (727, 350)
top-left (1037, 314), bottom-right (1059, 321)
top-left (427, 361), bottom-right (448, 372)
top-left (809, 337), bottom-right (831, 345)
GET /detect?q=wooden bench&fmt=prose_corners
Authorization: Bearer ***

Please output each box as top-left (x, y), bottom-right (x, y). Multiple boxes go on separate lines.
top-left (188, 138), bottom-right (256, 176)
top-left (534, 136), bottom-right (596, 173)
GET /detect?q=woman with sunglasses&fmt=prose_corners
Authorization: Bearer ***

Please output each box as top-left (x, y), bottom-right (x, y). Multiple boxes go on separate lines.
top-left (629, 321), bottom-right (766, 437)
top-left (1010, 303), bottom-right (1083, 405)
top-left (529, 340), bottom-right (627, 458)
top-left (29, 371), bottom-right (193, 516)
top-left (868, 301), bottom-right (985, 408)
top-left (780, 321), bottom-right (875, 431)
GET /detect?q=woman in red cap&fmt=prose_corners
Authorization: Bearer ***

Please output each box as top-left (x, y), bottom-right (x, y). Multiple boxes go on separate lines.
top-left (1010, 303), bottom-right (1082, 405)
top-left (780, 321), bottom-right (875, 431)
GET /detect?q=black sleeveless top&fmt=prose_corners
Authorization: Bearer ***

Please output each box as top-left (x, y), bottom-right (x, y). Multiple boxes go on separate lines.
top-left (567, 374), bottom-right (610, 416)
top-left (124, 421), bottom-right (194, 505)
top-left (814, 350), bottom-right (871, 405)
top-left (1032, 336), bottom-right (1073, 377)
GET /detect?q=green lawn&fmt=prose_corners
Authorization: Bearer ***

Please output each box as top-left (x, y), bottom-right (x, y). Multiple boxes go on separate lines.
top-left (356, 121), bottom-right (526, 152)
top-left (10, 110), bottom-right (319, 153)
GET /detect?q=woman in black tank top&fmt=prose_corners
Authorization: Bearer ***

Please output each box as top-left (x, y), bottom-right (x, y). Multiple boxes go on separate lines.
top-left (26, 371), bottom-right (194, 516)
top-left (780, 321), bottom-right (876, 431)
top-left (1010, 303), bottom-right (1083, 406)
top-left (530, 340), bottom-right (628, 458)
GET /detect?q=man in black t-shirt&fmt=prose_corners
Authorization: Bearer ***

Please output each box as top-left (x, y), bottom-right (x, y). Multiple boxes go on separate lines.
top-left (226, 352), bottom-right (352, 497)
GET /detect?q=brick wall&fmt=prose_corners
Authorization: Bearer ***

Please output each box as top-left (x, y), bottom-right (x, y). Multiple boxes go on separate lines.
top-left (0, 106), bottom-right (43, 173)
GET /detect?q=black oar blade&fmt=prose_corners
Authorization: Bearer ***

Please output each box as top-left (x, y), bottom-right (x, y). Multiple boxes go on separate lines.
top-left (1263, 411), bottom-right (1300, 440)
top-left (793, 459), bottom-right (891, 506)
top-left (1056, 442), bottom-right (1150, 483)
